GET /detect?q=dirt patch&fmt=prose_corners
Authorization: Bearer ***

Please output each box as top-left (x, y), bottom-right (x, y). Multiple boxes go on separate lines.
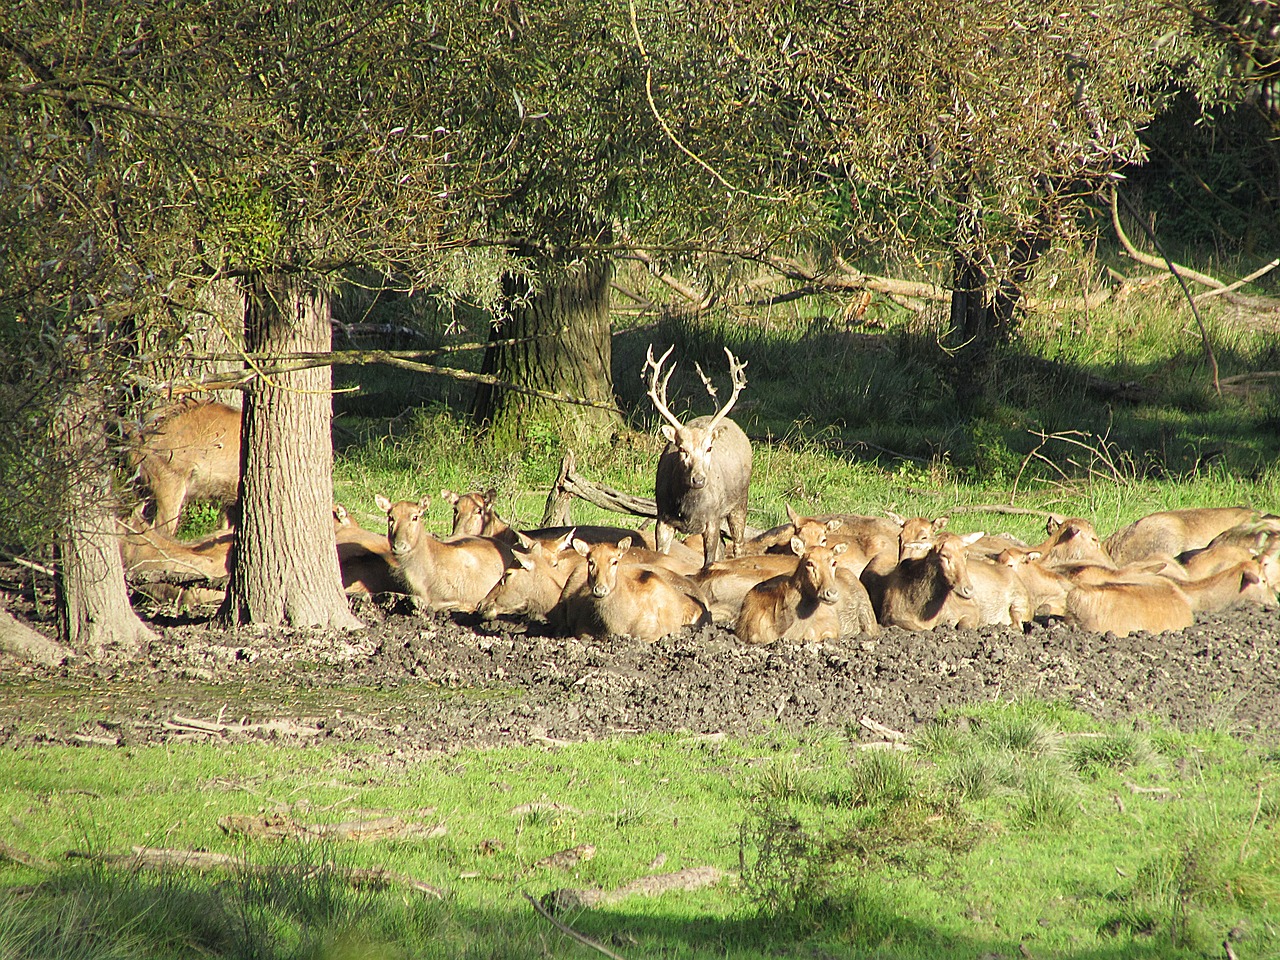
top-left (4, 595), bottom-right (1280, 756)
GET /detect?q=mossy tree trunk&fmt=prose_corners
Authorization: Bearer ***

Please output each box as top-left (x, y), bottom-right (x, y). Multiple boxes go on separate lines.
top-left (472, 254), bottom-right (623, 445)
top-left (219, 272), bottom-right (361, 630)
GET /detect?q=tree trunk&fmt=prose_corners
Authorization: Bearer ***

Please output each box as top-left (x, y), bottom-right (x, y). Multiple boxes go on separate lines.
top-left (472, 254), bottom-right (622, 444)
top-left (219, 273), bottom-right (361, 630)
top-left (947, 226), bottom-right (1049, 411)
top-left (54, 376), bottom-right (155, 657)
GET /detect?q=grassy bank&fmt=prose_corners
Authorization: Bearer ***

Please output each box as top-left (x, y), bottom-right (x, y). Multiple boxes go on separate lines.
top-left (2, 701), bottom-right (1277, 959)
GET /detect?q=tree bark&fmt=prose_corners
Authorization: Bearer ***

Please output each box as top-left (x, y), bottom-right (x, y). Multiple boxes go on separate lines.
top-left (472, 254), bottom-right (622, 443)
top-left (54, 377), bottom-right (156, 657)
top-left (219, 273), bottom-right (361, 630)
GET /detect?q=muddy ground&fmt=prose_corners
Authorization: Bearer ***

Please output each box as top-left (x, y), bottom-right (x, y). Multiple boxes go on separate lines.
top-left (2, 595), bottom-right (1279, 755)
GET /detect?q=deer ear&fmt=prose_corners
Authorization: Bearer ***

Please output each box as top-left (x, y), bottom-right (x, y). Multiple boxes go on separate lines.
top-left (375, 495), bottom-right (392, 512)
top-left (418, 495), bottom-right (432, 509)
top-left (832, 542), bottom-right (848, 556)
top-left (790, 536), bottom-right (805, 556)
top-left (1243, 566), bottom-right (1262, 586)
top-left (886, 510), bottom-right (906, 527)
top-left (786, 503), bottom-right (801, 525)
top-left (826, 518), bottom-right (843, 532)
top-left (333, 503), bottom-right (348, 522)
top-left (441, 489), bottom-right (458, 504)
top-left (1046, 516), bottom-right (1064, 534)
top-left (515, 552), bottom-right (536, 571)
top-left (573, 538), bottom-right (591, 558)
top-left (618, 537), bottom-right (633, 551)
top-left (933, 516), bottom-right (950, 532)
top-left (661, 424), bottom-right (677, 443)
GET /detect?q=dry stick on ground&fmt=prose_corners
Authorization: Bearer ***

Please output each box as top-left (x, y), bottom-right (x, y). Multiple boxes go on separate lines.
top-left (524, 891), bottom-right (630, 960)
top-left (70, 845), bottom-right (446, 899)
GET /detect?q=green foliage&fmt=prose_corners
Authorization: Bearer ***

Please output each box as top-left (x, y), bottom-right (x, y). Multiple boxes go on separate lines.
top-left (199, 184), bottom-right (285, 270)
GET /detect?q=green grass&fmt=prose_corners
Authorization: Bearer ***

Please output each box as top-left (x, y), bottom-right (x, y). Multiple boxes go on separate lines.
top-left (2, 703), bottom-right (1278, 958)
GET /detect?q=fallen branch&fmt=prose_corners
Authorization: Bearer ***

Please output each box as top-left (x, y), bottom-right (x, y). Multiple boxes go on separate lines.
top-left (69, 845), bottom-right (446, 898)
top-left (859, 716), bottom-right (907, 741)
top-left (0, 605), bottom-right (71, 667)
top-left (164, 714), bottom-right (325, 738)
top-left (543, 865), bottom-right (729, 911)
top-left (1112, 188), bottom-right (1219, 394)
top-left (525, 891), bottom-right (629, 960)
top-left (0, 839), bottom-right (55, 871)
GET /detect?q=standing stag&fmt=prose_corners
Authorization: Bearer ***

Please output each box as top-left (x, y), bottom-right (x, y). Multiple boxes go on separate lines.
top-left (645, 344), bottom-right (753, 569)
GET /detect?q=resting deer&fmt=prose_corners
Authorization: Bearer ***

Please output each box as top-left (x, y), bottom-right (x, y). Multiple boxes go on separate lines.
top-left (555, 537), bottom-right (710, 641)
top-left (645, 344), bottom-right (753, 569)
top-left (128, 400), bottom-right (242, 534)
top-left (1105, 506), bottom-right (1258, 565)
top-left (1064, 579), bottom-right (1194, 637)
top-left (375, 494), bottom-right (513, 613)
top-left (735, 539), bottom-right (879, 645)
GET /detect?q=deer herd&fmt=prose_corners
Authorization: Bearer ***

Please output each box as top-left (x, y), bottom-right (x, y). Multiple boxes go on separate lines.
top-left (119, 347), bottom-right (1280, 644)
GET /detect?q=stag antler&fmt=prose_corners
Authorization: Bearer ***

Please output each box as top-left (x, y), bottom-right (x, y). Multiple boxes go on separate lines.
top-left (697, 347), bottom-right (749, 432)
top-left (643, 344), bottom-right (685, 432)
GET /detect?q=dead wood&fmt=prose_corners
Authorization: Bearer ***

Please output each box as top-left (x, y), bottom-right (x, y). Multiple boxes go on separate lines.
top-left (542, 865), bottom-right (729, 911)
top-left (0, 839), bottom-right (55, 871)
top-left (526, 891), bottom-right (629, 960)
top-left (218, 812), bottom-right (447, 843)
top-left (532, 843), bottom-right (596, 871)
top-left (0, 603), bottom-right (71, 666)
top-left (859, 715), bottom-right (908, 741)
top-left (164, 714), bottom-right (325, 738)
top-left (68, 845), bottom-right (446, 898)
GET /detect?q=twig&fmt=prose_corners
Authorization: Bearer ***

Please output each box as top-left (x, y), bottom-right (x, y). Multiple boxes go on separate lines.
top-left (859, 716), bottom-right (907, 741)
top-left (1112, 187), bottom-right (1220, 395)
top-left (524, 891), bottom-right (629, 960)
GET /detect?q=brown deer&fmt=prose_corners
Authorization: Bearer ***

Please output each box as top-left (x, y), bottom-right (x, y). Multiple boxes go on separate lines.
top-left (1104, 506), bottom-right (1258, 565)
top-left (374, 494), bottom-right (513, 613)
top-left (995, 548), bottom-right (1073, 617)
top-left (129, 400), bottom-right (242, 535)
top-left (333, 504), bottom-right (400, 596)
top-left (117, 513), bottom-right (233, 607)
top-left (741, 504), bottom-right (842, 556)
top-left (646, 344), bottom-right (753, 569)
top-left (1177, 522), bottom-right (1280, 583)
top-left (693, 552), bottom-right (804, 623)
top-left (1174, 560), bottom-right (1277, 614)
top-left (880, 531), bottom-right (987, 631)
top-left (556, 537), bottom-right (710, 641)
top-left (1033, 517), bottom-right (1117, 569)
top-left (1064, 579), bottom-right (1194, 637)
top-left (735, 539), bottom-right (879, 645)
top-left (442, 488), bottom-right (496, 539)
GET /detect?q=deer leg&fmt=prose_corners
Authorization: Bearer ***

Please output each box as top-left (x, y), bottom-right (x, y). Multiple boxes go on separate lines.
top-left (725, 502), bottom-right (748, 559)
top-left (655, 518), bottom-right (676, 555)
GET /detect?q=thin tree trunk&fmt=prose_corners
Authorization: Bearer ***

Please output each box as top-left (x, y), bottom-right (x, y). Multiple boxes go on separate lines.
top-left (472, 254), bottom-right (622, 443)
top-left (54, 376), bottom-right (155, 657)
top-left (219, 273), bottom-right (361, 630)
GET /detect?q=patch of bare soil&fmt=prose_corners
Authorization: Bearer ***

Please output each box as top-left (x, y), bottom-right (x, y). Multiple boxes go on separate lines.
top-left (2, 597), bottom-right (1279, 756)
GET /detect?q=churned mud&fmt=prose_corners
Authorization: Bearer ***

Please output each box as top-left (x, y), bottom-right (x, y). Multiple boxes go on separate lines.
top-left (2, 594), bottom-right (1279, 755)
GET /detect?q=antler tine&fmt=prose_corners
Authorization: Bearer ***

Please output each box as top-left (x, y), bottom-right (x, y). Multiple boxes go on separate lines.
top-left (704, 346), bottom-right (749, 431)
top-left (643, 343), bottom-right (684, 430)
